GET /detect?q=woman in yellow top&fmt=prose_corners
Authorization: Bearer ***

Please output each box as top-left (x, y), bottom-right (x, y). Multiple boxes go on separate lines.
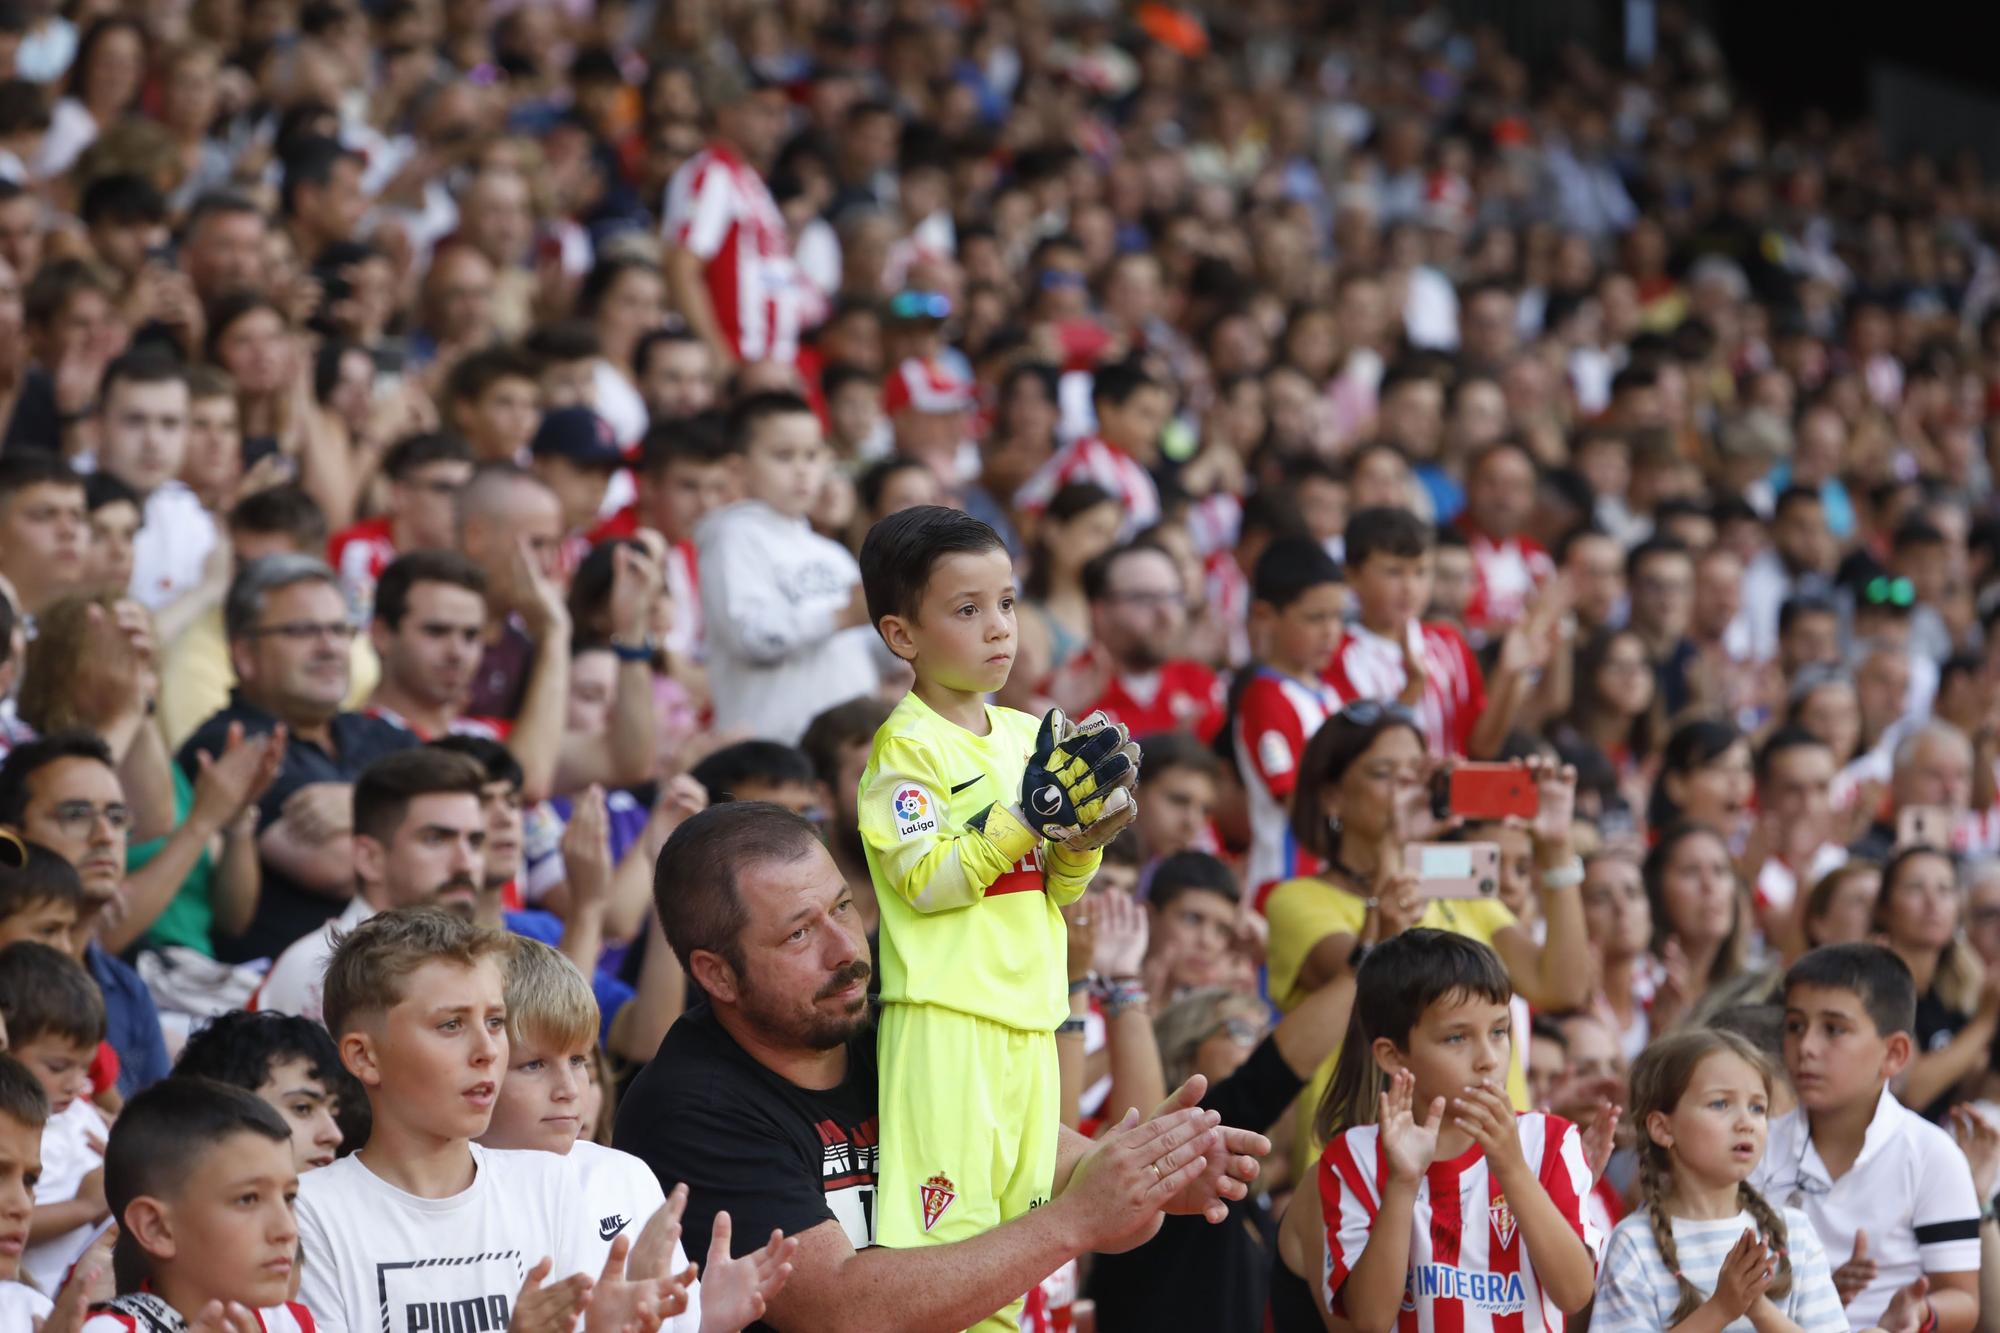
top-left (1262, 701), bottom-right (1593, 1178)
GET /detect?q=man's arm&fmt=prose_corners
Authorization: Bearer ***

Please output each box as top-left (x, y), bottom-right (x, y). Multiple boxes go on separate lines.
top-left (502, 537), bottom-right (573, 804)
top-left (256, 784), bottom-right (356, 899)
top-left (858, 744), bottom-right (1039, 916)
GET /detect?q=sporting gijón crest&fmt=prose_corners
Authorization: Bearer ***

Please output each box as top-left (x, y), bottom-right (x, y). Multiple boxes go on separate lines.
top-left (920, 1172), bottom-right (957, 1232)
top-left (1489, 1195), bottom-right (1516, 1249)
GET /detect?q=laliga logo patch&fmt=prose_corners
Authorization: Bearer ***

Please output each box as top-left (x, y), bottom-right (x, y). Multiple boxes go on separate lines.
top-left (893, 785), bottom-right (937, 841)
top-left (1489, 1197), bottom-right (1516, 1249)
top-left (1031, 784), bottom-right (1063, 817)
top-left (920, 1172), bottom-right (957, 1232)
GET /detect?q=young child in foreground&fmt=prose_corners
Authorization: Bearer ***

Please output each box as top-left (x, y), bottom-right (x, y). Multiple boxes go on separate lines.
top-left (854, 507), bottom-right (1138, 1331)
top-left (81, 1076), bottom-right (315, 1331)
top-left (1318, 929), bottom-right (1601, 1332)
top-left (477, 937), bottom-right (795, 1331)
top-left (1749, 943), bottom-right (1980, 1333)
top-left (1593, 1028), bottom-right (1845, 1333)
top-left (0, 1052), bottom-right (55, 1324)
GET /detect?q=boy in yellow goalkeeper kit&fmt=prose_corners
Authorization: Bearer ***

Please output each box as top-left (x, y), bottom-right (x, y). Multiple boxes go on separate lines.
top-left (856, 507), bottom-right (1139, 1331)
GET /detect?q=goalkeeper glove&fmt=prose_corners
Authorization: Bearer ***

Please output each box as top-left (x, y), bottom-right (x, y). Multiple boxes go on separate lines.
top-left (1020, 708), bottom-right (1140, 839)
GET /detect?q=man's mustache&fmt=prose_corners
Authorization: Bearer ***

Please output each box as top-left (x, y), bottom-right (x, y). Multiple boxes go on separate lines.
top-left (815, 961), bottom-right (871, 999)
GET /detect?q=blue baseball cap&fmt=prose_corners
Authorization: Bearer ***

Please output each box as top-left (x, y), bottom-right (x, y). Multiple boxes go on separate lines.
top-left (529, 407), bottom-right (622, 470)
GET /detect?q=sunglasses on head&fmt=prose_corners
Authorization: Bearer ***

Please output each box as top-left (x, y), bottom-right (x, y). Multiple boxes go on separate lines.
top-left (1862, 575), bottom-right (1915, 609)
top-left (1337, 700), bottom-right (1420, 728)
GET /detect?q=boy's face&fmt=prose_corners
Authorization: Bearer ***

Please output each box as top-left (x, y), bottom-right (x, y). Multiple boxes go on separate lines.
top-left (482, 1036), bottom-right (588, 1154)
top-left (879, 548), bottom-right (1017, 694)
top-left (1783, 983), bottom-right (1907, 1115)
top-left (0, 1110), bottom-right (39, 1281)
top-left (344, 957), bottom-right (508, 1143)
top-left (11, 1032), bottom-right (93, 1114)
top-left (255, 1056), bottom-right (343, 1172)
top-left (1148, 887), bottom-right (1238, 991)
top-left (1133, 766), bottom-right (1216, 860)
top-left (0, 897), bottom-right (79, 953)
top-left (1428, 548), bottom-right (1474, 621)
top-left (1090, 862), bottom-right (1140, 899)
top-left (827, 381), bottom-right (880, 447)
top-left (531, 455), bottom-right (615, 534)
top-left (639, 457), bottom-right (735, 541)
top-left (87, 499), bottom-right (141, 591)
top-left (1264, 583), bottom-right (1347, 676)
top-left (1375, 991), bottom-right (1512, 1107)
top-left (1350, 551), bottom-right (1431, 631)
top-left (462, 376), bottom-right (542, 461)
top-left (736, 411), bottom-right (830, 519)
top-left (132, 1130), bottom-right (299, 1311)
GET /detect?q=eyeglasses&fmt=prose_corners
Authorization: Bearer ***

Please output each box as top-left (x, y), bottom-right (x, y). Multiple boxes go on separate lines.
top-left (1338, 700), bottom-right (1420, 727)
top-left (1863, 575), bottom-right (1915, 609)
top-left (47, 800), bottom-right (132, 837)
top-left (889, 290), bottom-right (951, 321)
top-left (251, 620), bottom-right (359, 643)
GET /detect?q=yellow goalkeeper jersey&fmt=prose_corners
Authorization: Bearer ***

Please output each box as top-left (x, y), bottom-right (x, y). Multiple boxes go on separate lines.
top-left (859, 691), bottom-right (1099, 1033)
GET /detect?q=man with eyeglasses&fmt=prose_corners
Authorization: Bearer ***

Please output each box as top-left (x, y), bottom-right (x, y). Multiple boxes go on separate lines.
top-left (176, 554), bottom-right (417, 964)
top-left (1050, 541), bottom-right (1224, 742)
top-left (0, 731), bottom-right (170, 1096)
top-left (326, 431), bottom-right (474, 619)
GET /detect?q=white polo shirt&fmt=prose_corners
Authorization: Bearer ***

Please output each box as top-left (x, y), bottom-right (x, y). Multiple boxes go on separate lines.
top-left (1750, 1085), bottom-right (1981, 1329)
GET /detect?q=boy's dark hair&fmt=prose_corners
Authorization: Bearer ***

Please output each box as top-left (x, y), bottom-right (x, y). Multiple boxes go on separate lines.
top-left (0, 940), bottom-right (106, 1048)
top-left (0, 78), bottom-right (50, 137)
top-left (725, 390), bottom-right (815, 454)
top-left (445, 344), bottom-right (541, 405)
top-left (0, 839), bottom-right (86, 924)
top-left (1150, 852), bottom-right (1239, 910)
top-left (636, 411), bottom-right (732, 476)
top-left (1778, 591), bottom-right (1839, 637)
top-left (0, 729), bottom-right (114, 825)
top-left (104, 1077), bottom-right (292, 1265)
top-left (1252, 537), bottom-right (1343, 609)
top-left (352, 747), bottom-right (487, 847)
top-left (821, 361), bottom-right (879, 403)
top-left (633, 327), bottom-right (706, 382)
top-left (0, 454), bottom-right (84, 507)
top-left (84, 470), bottom-right (141, 515)
top-left (1237, 488), bottom-right (1309, 543)
top-left (428, 734), bottom-right (524, 795)
top-left (690, 741), bottom-right (817, 802)
top-left (0, 1053), bottom-right (48, 1132)
top-left (1530, 1014), bottom-right (1568, 1053)
top-left (1344, 505), bottom-right (1432, 569)
top-left (175, 1009), bottom-right (345, 1096)
top-left (382, 431), bottom-right (473, 481)
top-left (858, 504), bottom-right (1005, 625)
top-left (280, 136), bottom-right (363, 218)
top-left (227, 484), bottom-right (328, 549)
top-left (80, 172), bottom-right (167, 229)
top-left (1626, 534), bottom-right (1692, 581)
top-left (1089, 360), bottom-right (1158, 409)
top-left (523, 320), bottom-right (601, 366)
top-left (1756, 725), bottom-right (1831, 786)
top-left (857, 456), bottom-right (930, 516)
top-left (1783, 942), bottom-right (1917, 1039)
top-left (799, 696), bottom-right (894, 788)
top-left (99, 350), bottom-right (189, 408)
top-left (1319, 929), bottom-right (1511, 1140)
top-left (373, 549), bottom-right (487, 630)
top-left (1137, 730), bottom-right (1222, 782)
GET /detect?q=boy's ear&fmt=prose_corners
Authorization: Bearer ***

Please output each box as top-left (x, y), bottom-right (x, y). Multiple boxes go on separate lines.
top-left (688, 949), bottom-right (740, 1007)
top-left (339, 1028), bottom-right (382, 1087)
top-left (124, 1196), bottom-right (176, 1262)
top-left (1880, 1028), bottom-right (1914, 1082)
top-left (1370, 1036), bottom-right (1406, 1078)
top-left (876, 613), bottom-right (917, 664)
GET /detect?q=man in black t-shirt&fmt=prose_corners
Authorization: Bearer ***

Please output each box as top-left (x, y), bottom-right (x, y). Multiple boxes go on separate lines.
top-left (616, 802), bottom-right (1272, 1333)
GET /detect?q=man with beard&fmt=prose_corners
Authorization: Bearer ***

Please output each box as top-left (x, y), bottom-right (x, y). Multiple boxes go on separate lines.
top-left (1051, 542), bottom-right (1225, 741)
top-left (617, 802), bottom-right (1272, 1333)
top-left (252, 746), bottom-right (488, 1023)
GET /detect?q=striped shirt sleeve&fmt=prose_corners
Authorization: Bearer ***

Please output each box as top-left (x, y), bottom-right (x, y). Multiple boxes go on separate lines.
top-left (1589, 1216), bottom-right (1668, 1333)
top-left (1318, 1128), bottom-right (1380, 1315)
top-left (1781, 1206), bottom-right (1850, 1333)
top-left (1537, 1115), bottom-right (1606, 1261)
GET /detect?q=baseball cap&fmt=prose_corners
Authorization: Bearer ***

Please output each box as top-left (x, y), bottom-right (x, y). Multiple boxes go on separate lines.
top-left (883, 357), bottom-right (974, 417)
top-left (530, 407), bottom-right (623, 470)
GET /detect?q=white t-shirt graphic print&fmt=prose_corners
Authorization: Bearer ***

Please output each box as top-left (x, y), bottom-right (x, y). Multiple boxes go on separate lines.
top-left (296, 1143), bottom-right (595, 1333)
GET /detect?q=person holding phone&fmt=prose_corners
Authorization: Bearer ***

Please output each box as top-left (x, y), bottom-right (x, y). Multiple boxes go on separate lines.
top-left (1260, 702), bottom-right (1592, 1180)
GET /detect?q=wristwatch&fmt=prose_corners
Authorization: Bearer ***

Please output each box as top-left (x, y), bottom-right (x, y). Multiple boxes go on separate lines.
top-left (610, 637), bottom-right (655, 663)
top-left (1540, 858), bottom-right (1585, 891)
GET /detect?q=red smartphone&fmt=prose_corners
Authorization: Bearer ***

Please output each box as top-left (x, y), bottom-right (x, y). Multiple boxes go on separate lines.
top-left (1449, 764), bottom-right (1539, 821)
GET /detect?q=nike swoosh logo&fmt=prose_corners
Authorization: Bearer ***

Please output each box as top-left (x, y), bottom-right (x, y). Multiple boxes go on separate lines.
top-left (950, 776), bottom-right (982, 794)
top-left (598, 1215), bottom-right (629, 1241)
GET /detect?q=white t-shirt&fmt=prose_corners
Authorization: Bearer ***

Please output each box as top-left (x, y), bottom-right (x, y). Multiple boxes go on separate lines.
top-left (23, 1099), bottom-right (109, 1295)
top-left (129, 481), bottom-right (220, 612)
top-left (297, 1144), bottom-right (598, 1333)
top-left (253, 895), bottom-right (375, 1023)
top-left (568, 1140), bottom-right (699, 1332)
top-left (0, 1279), bottom-right (53, 1323)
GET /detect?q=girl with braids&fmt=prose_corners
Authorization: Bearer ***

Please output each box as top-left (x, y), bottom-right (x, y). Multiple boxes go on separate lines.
top-left (1593, 1030), bottom-right (1845, 1333)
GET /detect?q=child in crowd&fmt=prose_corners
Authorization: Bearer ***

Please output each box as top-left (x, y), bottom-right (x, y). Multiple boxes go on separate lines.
top-left (479, 937), bottom-right (796, 1331)
top-left (1750, 943), bottom-right (1980, 1331)
top-left (0, 836), bottom-right (83, 952)
top-left (83, 1077), bottom-right (314, 1330)
top-left (854, 505), bottom-right (1138, 1330)
top-left (1318, 929), bottom-right (1599, 1330)
top-left (174, 1009), bottom-right (352, 1173)
top-left (0, 1052), bottom-right (51, 1322)
top-left (296, 907), bottom-right (783, 1333)
top-left (1232, 536), bottom-right (1347, 898)
top-left (1594, 1029), bottom-right (1845, 1333)
top-left (698, 391), bottom-right (881, 744)
top-left (1128, 732), bottom-right (1221, 872)
top-left (0, 939), bottom-right (110, 1295)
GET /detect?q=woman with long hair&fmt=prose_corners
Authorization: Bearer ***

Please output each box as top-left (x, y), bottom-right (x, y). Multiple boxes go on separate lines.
top-left (1581, 847), bottom-right (1661, 1062)
top-left (577, 253), bottom-right (667, 447)
top-left (1647, 717), bottom-right (1754, 844)
top-left (207, 291), bottom-right (359, 528)
top-left (38, 17), bottom-right (148, 179)
top-left (1555, 626), bottom-right (1664, 807)
top-left (1641, 822), bottom-right (1752, 1034)
top-left (1874, 846), bottom-right (1998, 1119)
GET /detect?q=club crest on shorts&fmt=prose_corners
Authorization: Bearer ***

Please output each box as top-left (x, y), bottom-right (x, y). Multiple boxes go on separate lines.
top-left (893, 784), bottom-right (937, 841)
top-left (1489, 1196), bottom-right (1516, 1249)
top-left (920, 1172), bottom-right (957, 1232)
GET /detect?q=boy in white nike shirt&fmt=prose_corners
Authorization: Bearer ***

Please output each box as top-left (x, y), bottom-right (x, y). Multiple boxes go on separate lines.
top-left (479, 938), bottom-right (796, 1332)
top-left (295, 907), bottom-right (693, 1333)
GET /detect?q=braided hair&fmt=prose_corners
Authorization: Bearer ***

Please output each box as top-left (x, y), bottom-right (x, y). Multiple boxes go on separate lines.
top-left (1628, 1029), bottom-right (1792, 1323)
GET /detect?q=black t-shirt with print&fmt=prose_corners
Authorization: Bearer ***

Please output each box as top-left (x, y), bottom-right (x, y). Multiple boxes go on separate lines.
top-left (614, 1001), bottom-right (879, 1330)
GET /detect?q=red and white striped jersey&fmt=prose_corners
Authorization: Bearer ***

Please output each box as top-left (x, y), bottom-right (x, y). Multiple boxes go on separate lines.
top-left (327, 515), bottom-right (396, 620)
top-left (1204, 550), bottom-right (1252, 668)
top-left (1324, 621), bottom-right (1487, 759)
top-left (82, 1294), bottom-right (316, 1331)
top-left (1319, 1112), bottom-right (1602, 1333)
top-left (1235, 667), bottom-right (1341, 898)
top-left (1013, 435), bottom-right (1160, 541)
top-left (662, 141), bottom-right (801, 365)
top-left (1462, 527), bottom-right (1554, 637)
